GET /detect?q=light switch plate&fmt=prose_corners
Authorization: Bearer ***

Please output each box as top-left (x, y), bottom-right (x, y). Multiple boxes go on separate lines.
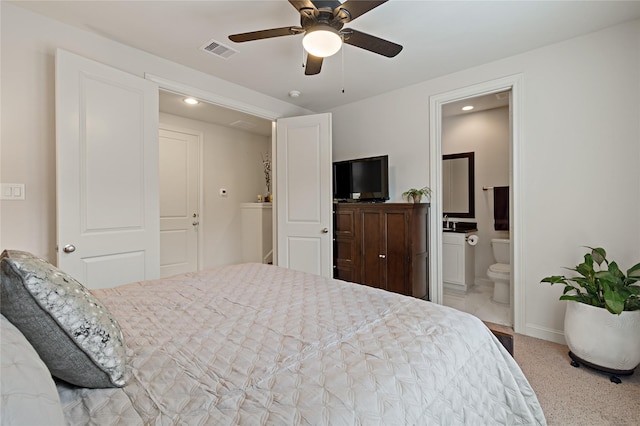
top-left (1, 183), bottom-right (25, 200)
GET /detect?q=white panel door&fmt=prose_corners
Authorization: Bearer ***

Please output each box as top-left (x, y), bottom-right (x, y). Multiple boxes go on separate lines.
top-left (276, 113), bottom-right (332, 277)
top-left (56, 49), bottom-right (159, 289)
top-left (159, 127), bottom-right (200, 277)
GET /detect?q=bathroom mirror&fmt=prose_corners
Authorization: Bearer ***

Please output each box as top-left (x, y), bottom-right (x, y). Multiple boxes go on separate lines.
top-left (442, 152), bottom-right (475, 218)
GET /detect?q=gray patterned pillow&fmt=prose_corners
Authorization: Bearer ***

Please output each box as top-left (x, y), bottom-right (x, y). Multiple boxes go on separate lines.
top-left (0, 250), bottom-right (127, 388)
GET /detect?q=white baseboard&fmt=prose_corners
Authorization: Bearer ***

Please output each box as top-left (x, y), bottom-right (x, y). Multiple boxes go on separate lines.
top-left (444, 282), bottom-right (468, 293)
top-left (523, 323), bottom-right (566, 345)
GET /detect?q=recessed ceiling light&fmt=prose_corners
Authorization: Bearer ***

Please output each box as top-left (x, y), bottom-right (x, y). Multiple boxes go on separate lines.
top-left (183, 97), bottom-right (199, 105)
top-left (462, 105), bottom-right (474, 111)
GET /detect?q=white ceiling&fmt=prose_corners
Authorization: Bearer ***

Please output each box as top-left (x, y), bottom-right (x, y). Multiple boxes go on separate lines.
top-left (159, 90), bottom-right (273, 136)
top-left (442, 90), bottom-right (510, 117)
top-left (11, 1), bottom-right (640, 112)
top-left (158, 86), bottom-right (508, 137)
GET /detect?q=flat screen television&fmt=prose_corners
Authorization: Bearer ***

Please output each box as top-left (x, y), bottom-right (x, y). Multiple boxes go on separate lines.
top-left (333, 155), bottom-right (389, 202)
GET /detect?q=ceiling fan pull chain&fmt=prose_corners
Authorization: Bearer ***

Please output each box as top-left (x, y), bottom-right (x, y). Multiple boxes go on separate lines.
top-left (341, 41), bottom-right (345, 94)
top-left (302, 45), bottom-right (306, 69)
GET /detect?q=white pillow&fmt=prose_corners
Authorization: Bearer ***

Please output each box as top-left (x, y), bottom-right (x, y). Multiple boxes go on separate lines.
top-left (1, 314), bottom-right (66, 425)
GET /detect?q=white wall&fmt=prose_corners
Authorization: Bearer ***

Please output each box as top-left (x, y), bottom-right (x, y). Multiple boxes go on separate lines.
top-left (2, 3), bottom-right (639, 343)
top-left (443, 107), bottom-right (510, 281)
top-left (330, 20), bottom-right (640, 342)
top-left (159, 113), bottom-right (270, 269)
top-left (0, 3), bottom-right (310, 262)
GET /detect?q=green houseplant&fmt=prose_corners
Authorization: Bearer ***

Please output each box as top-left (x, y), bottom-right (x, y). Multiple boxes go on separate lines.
top-left (402, 186), bottom-right (431, 203)
top-left (541, 247), bottom-right (640, 314)
top-left (541, 247), bottom-right (640, 376)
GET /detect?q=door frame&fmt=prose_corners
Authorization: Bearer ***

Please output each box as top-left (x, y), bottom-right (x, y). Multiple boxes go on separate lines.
top-left (158, 123), bottom-right (205, 273)
top-left (146, 74), bottom-right (282, 121)
top-left (429, 74), bottom-right (524, 333)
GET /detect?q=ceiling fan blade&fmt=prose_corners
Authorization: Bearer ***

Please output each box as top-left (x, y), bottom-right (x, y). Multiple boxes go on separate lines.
top-left (229, 27), bottom-right (302, 43)
top-left (334, 0), bottom-right (387, 22)
top-left (289, 0), bottom-right (318, 18)
top-left (305, 54), bottom-right (323, 75)
top-left (342, 29), bottom-right (402, 57)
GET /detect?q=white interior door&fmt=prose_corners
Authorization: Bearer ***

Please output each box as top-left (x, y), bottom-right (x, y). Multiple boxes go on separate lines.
top-left (159, 127), bottom-right (200, 277)
top-left (275, 113), bottom-right (332, 277)
top-left (56, 49), bottom-right (159, 289)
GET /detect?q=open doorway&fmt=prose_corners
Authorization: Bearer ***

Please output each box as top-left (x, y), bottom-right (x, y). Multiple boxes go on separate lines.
top-left (149, 76), bottom-right (335, 278)
top-left (440, 91), bottom-right (512, 326)
top-left (158, 89), bottom-right (273, 273)
top-left (429, 74), bottom-right (524, 333)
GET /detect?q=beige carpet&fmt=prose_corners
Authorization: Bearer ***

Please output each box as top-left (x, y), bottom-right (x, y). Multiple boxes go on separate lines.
top-left (513, 333), bottom-right (640, 425)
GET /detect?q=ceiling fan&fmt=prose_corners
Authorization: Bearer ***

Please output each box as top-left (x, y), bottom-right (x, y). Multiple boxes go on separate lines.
top-left (228, 0), bottom-right (402, 75)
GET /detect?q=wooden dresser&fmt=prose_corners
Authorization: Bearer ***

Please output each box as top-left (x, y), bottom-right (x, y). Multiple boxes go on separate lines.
top-left (333, 203), bottom-right (430, 299)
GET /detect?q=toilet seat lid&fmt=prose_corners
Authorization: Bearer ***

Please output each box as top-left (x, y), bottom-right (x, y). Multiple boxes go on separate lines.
top-left (489, 263), bottom-right (510, 273)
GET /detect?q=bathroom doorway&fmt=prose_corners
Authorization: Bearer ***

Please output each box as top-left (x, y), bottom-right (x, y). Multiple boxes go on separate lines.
top-left (429, 75), bottom-right (523, 332)
top-left (440, 91), bottom-right (512, 326)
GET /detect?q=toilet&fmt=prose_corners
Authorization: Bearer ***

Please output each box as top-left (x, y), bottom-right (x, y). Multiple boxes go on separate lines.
top-left (488, 238), bottom-right (511, 304)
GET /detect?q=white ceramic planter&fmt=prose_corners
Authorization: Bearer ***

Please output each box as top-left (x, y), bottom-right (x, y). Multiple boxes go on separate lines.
top-left (564, 301), bottom-right (640, 372)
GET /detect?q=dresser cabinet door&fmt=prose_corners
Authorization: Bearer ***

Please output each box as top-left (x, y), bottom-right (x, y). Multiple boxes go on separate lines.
top-left (384, 210), bottom-right (410, 295)
top-left (360, 210), bottom-right (385, 289)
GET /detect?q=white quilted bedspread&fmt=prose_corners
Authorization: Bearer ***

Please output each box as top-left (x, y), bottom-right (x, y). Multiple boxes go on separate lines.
top-left (57, 263), bottom-right (545, 425)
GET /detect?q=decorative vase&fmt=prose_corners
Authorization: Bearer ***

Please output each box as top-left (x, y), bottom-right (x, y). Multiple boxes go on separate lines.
top-left (412, 194), bottom-right (421, 203)
top-left (564, 300), bottom-right (640, 373)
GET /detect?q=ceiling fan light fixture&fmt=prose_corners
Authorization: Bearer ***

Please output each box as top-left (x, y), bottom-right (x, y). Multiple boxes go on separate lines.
top-left (302, 26), bottom-right (342, 58)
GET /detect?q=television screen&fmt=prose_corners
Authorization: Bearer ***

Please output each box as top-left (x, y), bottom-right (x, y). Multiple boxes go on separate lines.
top-left (333, 155), bottom-right (389, 202)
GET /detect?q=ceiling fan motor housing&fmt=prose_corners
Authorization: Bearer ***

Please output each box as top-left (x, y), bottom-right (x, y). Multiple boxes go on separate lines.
top-left (301, 10), bottom-right (345, 32)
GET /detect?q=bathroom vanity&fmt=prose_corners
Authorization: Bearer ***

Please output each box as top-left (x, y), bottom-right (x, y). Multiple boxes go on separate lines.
top-left (442, 229), bottom-right (477, 292)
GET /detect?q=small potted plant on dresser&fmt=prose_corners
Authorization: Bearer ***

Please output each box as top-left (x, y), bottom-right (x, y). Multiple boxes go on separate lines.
top-left (541, 247), bottom-right (640, 383)
top-left (402, 186), bottom-right (431, 203)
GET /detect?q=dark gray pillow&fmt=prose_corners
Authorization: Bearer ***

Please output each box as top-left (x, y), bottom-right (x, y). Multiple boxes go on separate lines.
top-left (0, 250), bottom-right (127, 388)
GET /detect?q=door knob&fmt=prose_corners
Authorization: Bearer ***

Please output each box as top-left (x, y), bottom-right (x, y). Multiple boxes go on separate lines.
top-left (379, 254), bottom-right (386, 259)
top-left (193, 221), bottom-right (199, 226)
top-left (63, 244), bottom-right (76, 253)
top-left (321, 228), bottom-right (329, 234)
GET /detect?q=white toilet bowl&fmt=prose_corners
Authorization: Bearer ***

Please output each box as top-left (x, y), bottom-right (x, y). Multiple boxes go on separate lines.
top-left (488, 238), bottom-right (511, 304)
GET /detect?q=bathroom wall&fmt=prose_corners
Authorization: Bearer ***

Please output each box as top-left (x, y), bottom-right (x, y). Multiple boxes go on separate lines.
top-left (442, 106), bottom-right (510, 282)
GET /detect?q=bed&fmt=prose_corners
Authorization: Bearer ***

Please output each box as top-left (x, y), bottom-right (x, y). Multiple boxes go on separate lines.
top-left (1, 251), bottom-right (545, 425)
